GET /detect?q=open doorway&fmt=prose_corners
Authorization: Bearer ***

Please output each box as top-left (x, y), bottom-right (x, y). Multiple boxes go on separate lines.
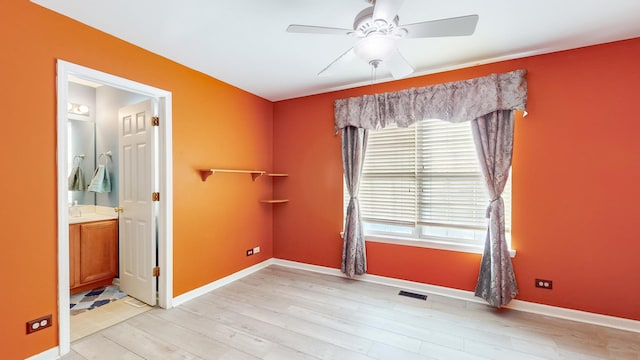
top-left (56, 60), bottom-right (174, 356)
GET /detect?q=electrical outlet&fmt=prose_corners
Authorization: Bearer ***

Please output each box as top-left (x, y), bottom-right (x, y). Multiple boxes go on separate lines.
top-left (26, 314), bottom-right (52, 334)
top-left (246, 249), bottom-right (253, 256)
top-left (535, 278), bottom-right (553, 289)
top-left (253, 246), bottom-right (260, 254)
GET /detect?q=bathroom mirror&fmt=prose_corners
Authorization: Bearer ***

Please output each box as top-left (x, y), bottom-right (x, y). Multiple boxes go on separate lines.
top-left (67, 79), bottom-right (150, 208)
top-left (68, 117), bottom-right (96, 205)
top-left (68, 81), bottom-right (119, 208)
top-left (68, 81), bottom-right (98, 206)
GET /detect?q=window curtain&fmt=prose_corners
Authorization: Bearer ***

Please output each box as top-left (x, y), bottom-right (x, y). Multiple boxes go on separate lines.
top-left (471, 110), bottom-right (518, 306)
top-left (334, 70), bottom-right (527, 132)
top-left (341, 126), bottom-right (368, 277)
top-left (334, 69), bottom-right (527, 306)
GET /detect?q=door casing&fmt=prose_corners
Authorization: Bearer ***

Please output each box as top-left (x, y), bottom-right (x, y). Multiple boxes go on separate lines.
top-left (56, 60), bottom-right (174, 356)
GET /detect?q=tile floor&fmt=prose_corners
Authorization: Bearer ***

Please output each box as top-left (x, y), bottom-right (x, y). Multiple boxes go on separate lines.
top-left (70, 285), bottom-right (128, 315)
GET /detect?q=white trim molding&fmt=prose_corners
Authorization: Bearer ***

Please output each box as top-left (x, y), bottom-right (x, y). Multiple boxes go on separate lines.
top-left (365, 236), bottom-right (517, 258)
top-left (272, 258), bottom-right (640, 334)
top-left (25, 347), bottom-right (59, 360)
top-left (340, 231), bottom-right (516, 258)
top-left (172, 259), bottom-right (275, 307)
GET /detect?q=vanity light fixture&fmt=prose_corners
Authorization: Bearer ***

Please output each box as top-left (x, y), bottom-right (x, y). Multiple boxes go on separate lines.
top-left (68, 102), bottom-right (90, 116)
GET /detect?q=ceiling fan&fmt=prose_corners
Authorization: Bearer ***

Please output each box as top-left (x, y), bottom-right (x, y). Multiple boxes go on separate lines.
top-left (286, 0), bottom-right (479, 79)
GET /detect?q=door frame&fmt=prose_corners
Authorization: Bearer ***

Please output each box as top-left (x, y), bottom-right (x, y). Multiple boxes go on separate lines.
top-left (56, 60), bottom-right (174, 355)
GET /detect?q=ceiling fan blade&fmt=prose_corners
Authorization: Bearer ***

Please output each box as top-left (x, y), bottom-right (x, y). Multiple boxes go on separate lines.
top-left (404, 14), bottom-right (479, 38)
top-left (373, 0), bottom-right (404, 23)
top-left (372, 0), bottom-right (405, 24)
top-left (287, 24), bottom-right (352, 36)
top-left (318, 48), bottom-right (356, 77)
top-left (385, 48), bottom-right (414, 79)
top-left (373, 0), bottom-right (405, 23)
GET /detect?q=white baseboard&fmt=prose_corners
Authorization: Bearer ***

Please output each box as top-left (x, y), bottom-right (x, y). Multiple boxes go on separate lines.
top-left (171, 259), bottom-right (275, 307)
top-left (25, 346), bottom-right (59, 360)
top-left (506, 299), bottom-right (640, 333)
top-left (271, 258), bottom-right (640, 334)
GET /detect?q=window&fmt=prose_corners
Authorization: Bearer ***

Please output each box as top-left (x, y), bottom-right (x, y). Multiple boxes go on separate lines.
top-left (347, 119), bottom-right (511, 250)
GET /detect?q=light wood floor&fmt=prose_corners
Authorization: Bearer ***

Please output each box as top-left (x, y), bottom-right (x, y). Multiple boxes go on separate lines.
top-left (62, 265), bottom-right (640, 359)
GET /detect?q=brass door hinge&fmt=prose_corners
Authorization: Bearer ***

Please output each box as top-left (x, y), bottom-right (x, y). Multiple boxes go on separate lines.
top-left (152, 192), bottom-right (160, 201)
top-left (152, 116), bottom-right (160, 126)
top-left (153, 266), bottom-right (160, 277)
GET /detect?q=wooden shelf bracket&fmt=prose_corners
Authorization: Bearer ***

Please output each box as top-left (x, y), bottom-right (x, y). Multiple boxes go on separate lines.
top-left (199, 169), bottom-right (289, 203)
top-left (199, 169), bottom-right (266, 182)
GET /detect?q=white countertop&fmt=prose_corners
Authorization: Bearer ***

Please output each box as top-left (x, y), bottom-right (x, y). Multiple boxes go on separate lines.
top-left (68, 205), bottom-right (118, 224)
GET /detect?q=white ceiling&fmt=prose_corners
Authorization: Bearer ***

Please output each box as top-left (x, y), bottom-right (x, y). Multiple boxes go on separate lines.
top-left (32, 0), bottom-right (640, 101)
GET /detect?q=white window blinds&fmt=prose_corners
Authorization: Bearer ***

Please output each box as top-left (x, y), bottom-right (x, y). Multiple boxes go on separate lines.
top-left (359, 125), bottom-right (417, 225)
top-left (357, 119), bottom-right (511, 241)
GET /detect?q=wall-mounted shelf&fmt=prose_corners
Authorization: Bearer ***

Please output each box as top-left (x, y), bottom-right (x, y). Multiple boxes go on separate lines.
top-left (199, 168), bottom-right (289, 204)
top-left (261, 173), bottom-right (288, 204)
top-left (199, 169), bottom-right (266, 182)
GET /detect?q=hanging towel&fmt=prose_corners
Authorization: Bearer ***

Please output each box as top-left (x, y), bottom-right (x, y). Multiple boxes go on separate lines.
top-left (88, 154), bottom-right (112, 193)
top-left (68, 157), bottom-right (85, 191)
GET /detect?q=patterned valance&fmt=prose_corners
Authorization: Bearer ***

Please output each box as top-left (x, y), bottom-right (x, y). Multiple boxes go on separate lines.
top-left (334, 69), bottom-right (527, 132)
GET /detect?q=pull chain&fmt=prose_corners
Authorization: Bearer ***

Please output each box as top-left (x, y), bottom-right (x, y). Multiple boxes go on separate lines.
top-left (369, 59), bottom-right (381, 83)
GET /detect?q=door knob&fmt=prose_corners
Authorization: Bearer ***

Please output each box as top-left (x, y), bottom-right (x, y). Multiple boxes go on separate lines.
top-left (114, 207), bottom-right (124, 213)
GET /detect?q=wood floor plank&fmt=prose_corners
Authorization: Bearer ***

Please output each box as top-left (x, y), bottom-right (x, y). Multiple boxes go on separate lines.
top-left (58, 350), bottom-right (87, 360)
top-left (222, 278), bottom-right (466, 353)
top-left (461, 338), bottom-right (551, 360)
top-left (420, 341), bottom-right (492, 360)
top-left (195, 295), bottom-right (376, 359)
top-left (180, 296), bottom-right (374, 360)
top-left (126, 311), bottom-right (258, 360)
top-left (230, 276), bottom-right (511, 353)
top-left (367, 342), bottom-right (433, 360)
top-left (60, 265), bottom-right (640, 360)
top-left (212, 282), bottom-right (424, 353)
top-left (100, 321), bottom-right (201, 359)
top-left (508, 337), bottom-right (563, 359)
top-left (153, 304), bottom-right (309, 360)
top-left (71, 333), bottom-right (146, 360)
top-left (221, 278), bottom-right (462, 351)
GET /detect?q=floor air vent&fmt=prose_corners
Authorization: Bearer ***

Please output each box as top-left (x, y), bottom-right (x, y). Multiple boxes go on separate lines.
top-left (398, 290), bottom-right (427, 301)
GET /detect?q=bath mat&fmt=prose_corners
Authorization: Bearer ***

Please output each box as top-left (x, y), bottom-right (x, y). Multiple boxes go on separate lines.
top-left (70, 285), bottom-right (127, 315)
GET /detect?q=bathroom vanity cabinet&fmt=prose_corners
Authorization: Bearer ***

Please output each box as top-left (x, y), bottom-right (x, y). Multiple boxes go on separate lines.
top-left (69, 219), bottom-right (118, 295)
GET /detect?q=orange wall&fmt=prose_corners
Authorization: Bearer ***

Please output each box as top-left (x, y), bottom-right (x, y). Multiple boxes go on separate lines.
top-left (0, 2), bottom-right (273, 359)
top-left (3, 2), bottom-right (639, 358)
top-left (273, 38), bottom-right (640, 321)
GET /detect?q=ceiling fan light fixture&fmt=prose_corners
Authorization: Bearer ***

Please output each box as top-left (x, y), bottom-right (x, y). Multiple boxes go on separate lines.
top-left (287, 0), bottom-right (478, 79)
top-left (353, 35), bottom-right (397, 64)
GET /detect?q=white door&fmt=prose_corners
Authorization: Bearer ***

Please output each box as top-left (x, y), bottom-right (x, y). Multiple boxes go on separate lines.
top-left (118, 99), bottom-right (157, 306)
